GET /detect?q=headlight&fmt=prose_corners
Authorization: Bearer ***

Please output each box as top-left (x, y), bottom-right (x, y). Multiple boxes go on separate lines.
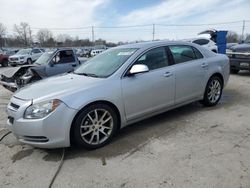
top-left (226, 49), bottom-right (233, 57)
top-left (20, 56), bottom-right (25, 59)
top-left (24, 99), bottom-right (61, 119)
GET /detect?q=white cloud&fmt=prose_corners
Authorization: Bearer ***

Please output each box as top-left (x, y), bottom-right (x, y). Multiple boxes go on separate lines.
top-left (0, 0), bottom-right (108, 37)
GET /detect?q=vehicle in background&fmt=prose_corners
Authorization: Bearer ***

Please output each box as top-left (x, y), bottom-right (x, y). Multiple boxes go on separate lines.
top-left (226, 43), bottom-right (238, 50)
top-left (227, 35), bottom-right (250, 74)
top-left (5, 41), bottom-right (229, 149)
top-left (0, 48), bottom-right (84, 92)
top-left (8, 48), bottom-right (44, 66)
top-left (185, 38), bottom-right (218, 53)
top-left (0, 51), bottom-right (9, 67)
top-left (76, 48), bottom-right (90, 57)
top-left (90, 49), bottom-right (105, 57)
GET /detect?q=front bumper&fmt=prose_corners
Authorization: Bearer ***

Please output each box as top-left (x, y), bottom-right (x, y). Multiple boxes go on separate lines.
top-left (6, 96), bottom-right (78, 148)
top-left (230, 58), bottom-right (250, 70)
top-left (9, 60), bottom-right (25, 66)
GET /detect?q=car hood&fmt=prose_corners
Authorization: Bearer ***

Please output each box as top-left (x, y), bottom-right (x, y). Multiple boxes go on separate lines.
top-left (231, 43), bottom-right (250, 52)
top-left (9, 54), bottom-right (27, 58)
top-left (14, 73), bottom-right (103, 101)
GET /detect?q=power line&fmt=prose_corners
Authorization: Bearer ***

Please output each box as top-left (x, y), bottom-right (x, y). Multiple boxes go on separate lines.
top-left (30, 20), bottom-right (250, 30)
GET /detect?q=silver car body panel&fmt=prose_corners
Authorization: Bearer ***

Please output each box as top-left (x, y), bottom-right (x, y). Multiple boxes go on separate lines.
top-left (6, 41), bottom-right (230, 148)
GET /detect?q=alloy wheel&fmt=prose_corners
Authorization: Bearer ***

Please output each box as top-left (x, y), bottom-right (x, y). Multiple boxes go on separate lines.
top-left (207, 79), bottom-right (221, 103)
top-left (80, 109), bottom-right (113, 145)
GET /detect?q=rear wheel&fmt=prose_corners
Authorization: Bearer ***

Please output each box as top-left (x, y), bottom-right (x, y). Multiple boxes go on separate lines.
top-left (72, 104), bottom-right (118, 149)
top-left (230, 69), bottom-right (239, 74)
top-left (202, 76), bottom-right (223, 107)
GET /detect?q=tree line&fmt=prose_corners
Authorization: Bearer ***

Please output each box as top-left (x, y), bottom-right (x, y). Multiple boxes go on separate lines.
top-left (0, 22), bottom-right (117, 48)
top-left (0, 22), bottom-right (247, 49)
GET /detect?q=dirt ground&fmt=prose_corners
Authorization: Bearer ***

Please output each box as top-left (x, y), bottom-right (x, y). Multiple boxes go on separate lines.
top-left (0, 71), bottom-right (250, 188)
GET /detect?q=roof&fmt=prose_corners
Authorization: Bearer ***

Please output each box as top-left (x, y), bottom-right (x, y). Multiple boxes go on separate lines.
top-left (116, 40), bottom-right (196, 49)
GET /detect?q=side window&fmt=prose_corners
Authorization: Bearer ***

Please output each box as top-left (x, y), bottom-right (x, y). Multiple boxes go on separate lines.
top-left (134, 47), bottom-right (169, 70)
top-left (169, 45), bottom-right (197, 64)
top-left (193, 39), bottom-right (209, 45)
top-left (52, 50), bottom-right (75, 64)
top-left (192, 47), bottom-right (203, 59)
top-left (32, 49), bottom-right (41, 54)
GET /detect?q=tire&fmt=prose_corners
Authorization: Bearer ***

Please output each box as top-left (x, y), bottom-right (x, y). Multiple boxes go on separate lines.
top-left (27, 58), bottom-right (32, 64)
top-left (2, 59), bottom-right (8, 67)
top-left (230, 69), bottom-right (239, 74)
top-left (202, 76), bottom-right (223, 107)
top-left (72, 103), bottom-right (118, 149)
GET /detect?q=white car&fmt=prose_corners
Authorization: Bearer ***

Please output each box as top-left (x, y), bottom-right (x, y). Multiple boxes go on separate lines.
top-left (90, 49), bottom-right (105, 57)
top-left (9, 48), bottom-right (44, 66)
top-left (186, 38), bottom-right (218, 53)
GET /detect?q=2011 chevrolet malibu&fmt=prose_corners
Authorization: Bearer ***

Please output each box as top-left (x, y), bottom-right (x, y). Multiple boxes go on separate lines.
top-left (6, 41), bottom-right (230, 149)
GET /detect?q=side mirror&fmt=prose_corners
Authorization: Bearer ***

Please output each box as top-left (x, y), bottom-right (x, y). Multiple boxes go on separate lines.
top-left (129, 64), bottom-right (149, 75)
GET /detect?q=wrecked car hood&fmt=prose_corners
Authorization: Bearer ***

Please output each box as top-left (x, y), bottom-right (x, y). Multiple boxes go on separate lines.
top-left (1, 65), bottom-right (37, 78)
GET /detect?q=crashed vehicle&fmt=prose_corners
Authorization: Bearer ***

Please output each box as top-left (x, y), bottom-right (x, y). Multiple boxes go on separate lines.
top-left (227, 35), bottom-right (250, 74)
top-left (0, 48), bottom-right (82, 92)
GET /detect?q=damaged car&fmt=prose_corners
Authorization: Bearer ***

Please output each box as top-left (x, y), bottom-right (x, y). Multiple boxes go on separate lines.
top-left (0, 48), bottom-right (82, 92)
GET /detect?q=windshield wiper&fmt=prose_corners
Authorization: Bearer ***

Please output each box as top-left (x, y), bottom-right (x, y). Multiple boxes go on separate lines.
top-left (74, 72), bottom-right (99, 78)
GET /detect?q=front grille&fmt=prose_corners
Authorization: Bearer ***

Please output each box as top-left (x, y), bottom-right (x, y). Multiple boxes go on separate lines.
top-left (10, 58), bottom-right (18, 61)
top-left (235, 54), bottom-right (250, 59)
top-left (10, 103), bottom-right (20, 110)
top-left (21, 136), bottom-right (49, 143)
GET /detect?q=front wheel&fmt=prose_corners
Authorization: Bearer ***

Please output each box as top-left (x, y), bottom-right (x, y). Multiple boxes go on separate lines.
top-left (72, 104), bottom-right (118, 149)
top-left (2, 59), bottom-right (8, 67)
top-left (202, 76), bottom-right (223, 107)
top-left (27, 58), bottom-right (32, 64)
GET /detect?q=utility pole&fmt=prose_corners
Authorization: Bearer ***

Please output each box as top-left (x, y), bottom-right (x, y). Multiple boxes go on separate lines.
top-left (91, 26), bottom-right (95, 45)
top-left (152, 24), bottom-right (155, 41)
top-left (241, 20), bottom-right (245, 42)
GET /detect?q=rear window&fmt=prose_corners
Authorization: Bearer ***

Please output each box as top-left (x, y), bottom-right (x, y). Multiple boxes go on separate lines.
top-left (169, 45), bottom-right (203, 64)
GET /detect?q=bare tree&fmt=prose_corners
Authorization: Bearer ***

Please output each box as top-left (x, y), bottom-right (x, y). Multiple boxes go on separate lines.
top-left (0, 23), bottom-right (7, 48)
top-left (36, 29), bottom-right (53, 46)
top-left (13, 22), bottom-right (32, 46)
top-left (227, 31), bottom-right (240, 43)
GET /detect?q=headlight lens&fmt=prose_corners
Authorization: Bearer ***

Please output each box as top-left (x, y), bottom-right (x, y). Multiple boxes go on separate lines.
top-left (24, 99), bottom-right (61, 119)
top-left (20, 56), bottom-right (25, 59)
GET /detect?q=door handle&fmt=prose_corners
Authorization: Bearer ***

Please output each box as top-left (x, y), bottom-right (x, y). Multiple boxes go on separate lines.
top-left (72, 64), bottom-right (76, 67)
top-left (201, 63), bottom-right (208, 68)
top-left (163, 72), bottom-right (173, 77)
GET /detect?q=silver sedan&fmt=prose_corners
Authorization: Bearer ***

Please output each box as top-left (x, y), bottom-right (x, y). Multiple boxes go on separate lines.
top-left (6, 41), bottom-right (230, 149)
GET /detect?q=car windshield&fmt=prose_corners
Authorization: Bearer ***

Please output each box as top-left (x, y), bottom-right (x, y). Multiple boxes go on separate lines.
top-left (74, 48), bottom-right (137, 78)
top-left (16, 49), bottom-right (31, 55)
top-left (35, 51), bottom-right (54, 65)
top-left (245, 36), bottom-right (250, 43)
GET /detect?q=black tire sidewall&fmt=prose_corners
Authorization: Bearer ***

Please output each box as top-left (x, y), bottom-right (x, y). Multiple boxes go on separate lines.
top-left (73, 104), bottom-right (118, 149)
top-left (27, 58), bottom-right (32, 64)
top-left (203, 76), bottom-right (223, 107)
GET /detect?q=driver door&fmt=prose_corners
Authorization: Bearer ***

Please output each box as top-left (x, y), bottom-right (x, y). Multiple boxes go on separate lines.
top-left (122, 47), bottom-right (175, 122)
top-left (46, 50), bottom-right (77, 76)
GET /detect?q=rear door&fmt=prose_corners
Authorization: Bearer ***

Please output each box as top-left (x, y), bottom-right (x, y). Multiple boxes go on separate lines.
top-left (122, 46), bottom-right (175, 121)
top-left (46, 50), bottom-right (77, 76)
top-left (168, 45), bottom-right (206, 104)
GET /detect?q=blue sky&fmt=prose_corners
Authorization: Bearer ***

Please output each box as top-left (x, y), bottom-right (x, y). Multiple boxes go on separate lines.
top-left (1, 0), bottom-right (250, 42)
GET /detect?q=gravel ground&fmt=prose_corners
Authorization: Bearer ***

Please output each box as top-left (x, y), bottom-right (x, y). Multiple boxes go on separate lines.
top-left (0, 70), bottom-right (250, 188)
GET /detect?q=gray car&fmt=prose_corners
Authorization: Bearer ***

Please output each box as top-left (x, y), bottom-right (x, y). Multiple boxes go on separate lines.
top-left (6, 41), bottom-right (230, 149)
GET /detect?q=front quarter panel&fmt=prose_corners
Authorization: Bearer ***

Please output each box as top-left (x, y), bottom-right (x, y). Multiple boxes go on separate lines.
top-left (59, 79), bottom-right (126, 127)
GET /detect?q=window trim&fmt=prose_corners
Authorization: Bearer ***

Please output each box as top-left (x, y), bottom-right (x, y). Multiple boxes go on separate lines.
top-left (52, 50), bottom-right (76, 64)
top-left (168, 45), bottom-right (204, 65)
top-left (122, 45), bottom-right (173, 78)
